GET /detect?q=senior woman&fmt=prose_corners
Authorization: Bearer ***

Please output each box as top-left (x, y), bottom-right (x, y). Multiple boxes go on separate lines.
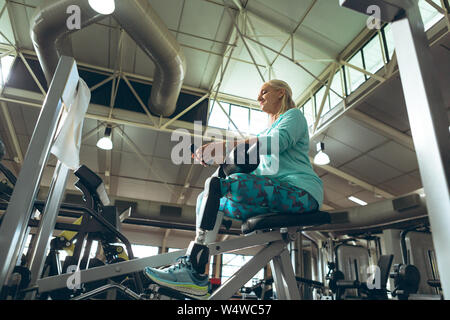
top-left (143, 80), bottom-right (323, 299)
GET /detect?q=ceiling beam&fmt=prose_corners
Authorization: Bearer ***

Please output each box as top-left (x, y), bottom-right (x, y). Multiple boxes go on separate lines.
top-left (242, 34), bottom-right (343, 99)
top-left (339, 59), bottom-right (387, 83)
top-left (244, 5), bottom-right (333, 60)
top-left (1, 85), bottom-right (396, 202)
top-left (313, 63), bottom-right (338, 133)
top-left (347, 109), bottom-right (415, 150)
top-left (1, 45), bottom-right (263, 109)
top-left (1, 88), bottom-right (242, 143)
top-left (0, 101), bottom-right (22, 164)
top-left (224, 5), bottom-right (266, 82)
top-left (425, 0), bottom-right (447, 14)
top-left (310, 157), bottom-right (395, 199)
top-left (245, 11), bottom-right (276, 79)
top-left (269, 0), bottom-right (318, 68)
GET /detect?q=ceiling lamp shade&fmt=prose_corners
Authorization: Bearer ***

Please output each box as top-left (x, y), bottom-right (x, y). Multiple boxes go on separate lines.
top-left (88, 0), bottom-right (115, 15)
top-left (97, 125), bottom-right (113, 150)
top-left (313, 142), bottom-right (330, 166)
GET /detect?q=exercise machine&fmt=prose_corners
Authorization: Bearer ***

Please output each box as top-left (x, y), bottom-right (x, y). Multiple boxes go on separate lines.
top-left (35, 208), bottom-right (335, 300)
top-left (32, 141), bottom-right (335, 300)
top-left (331, 254), bottom-right (394, 300)
top-left (0, 56), bottom-right (144, 300)
top-left (389, 226), bottom-right (443, 300)
top-left (0, 160), bottom-right (143, 299)
top-left (38, 164), bottom-right (143, 299)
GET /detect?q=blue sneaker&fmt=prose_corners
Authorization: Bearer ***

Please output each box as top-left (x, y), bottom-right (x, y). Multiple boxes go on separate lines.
top-left (143, 256), bottom-right (210, 299)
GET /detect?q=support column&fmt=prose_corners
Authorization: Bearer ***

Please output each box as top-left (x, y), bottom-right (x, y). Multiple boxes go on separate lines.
top-left (340, 0), bottom-right (450, 300)
top-left (0, 56), bottom-right (79, 288)
top-left (390, 2), bottom-right (450, 300)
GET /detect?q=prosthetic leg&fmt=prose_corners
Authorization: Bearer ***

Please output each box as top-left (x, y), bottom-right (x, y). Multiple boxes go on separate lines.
top-left (186, 141), bottom-right (260, 275)
top-left (186, 176), bottom-right (222, 274)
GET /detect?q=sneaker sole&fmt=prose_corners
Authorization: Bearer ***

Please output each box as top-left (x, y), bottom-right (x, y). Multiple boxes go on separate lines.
top-left (144, 269), bottom-right (209, 299)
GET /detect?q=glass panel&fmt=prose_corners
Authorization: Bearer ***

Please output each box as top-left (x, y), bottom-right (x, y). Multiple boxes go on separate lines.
top-left (363, 35), bottom-right (384, 74)
top-left (208, 100), bottom-right (230, 130)
top-left (383, 24), bottom-right (395, 60)
top-left (131, 244), bottom-right (159, 258)
top-left (346, 51), bottom-right (366, 93)
top-left (229, 104), bottom-right (249, 133)
top-left (315, 85), bottom-right (329, 114)
top-left (249, 109), bottom-right (269, 135)
top-left (57, 241), bottom-right (100, 263)
top-left (59, 250), bottom-right (68, 264)
top-left (89, 241), bottom-right (99, 259)
top-left (419, 0), bottom-right (444, 30)
top-left (221, 253), bottom-right (264, 288)
top-left (302, 99), bottom-right (314, 128)
top-left (329, 70), bottom-right (343, 109)
top-left (0, 55), bottom-right (14, 87)
top-left (21, 234), bottom-right (33, 257)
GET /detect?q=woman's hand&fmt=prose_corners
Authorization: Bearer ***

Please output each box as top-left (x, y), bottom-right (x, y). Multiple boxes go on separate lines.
top-left (194, 141), bottom-right (226, 167)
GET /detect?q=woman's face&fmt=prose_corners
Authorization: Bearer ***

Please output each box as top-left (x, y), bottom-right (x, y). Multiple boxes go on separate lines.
top-left (257, 83), bottom-right (283, 115)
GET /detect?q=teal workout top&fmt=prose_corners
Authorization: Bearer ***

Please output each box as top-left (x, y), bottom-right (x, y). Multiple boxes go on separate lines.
top-left (253, 108), bottom-right (324, 207)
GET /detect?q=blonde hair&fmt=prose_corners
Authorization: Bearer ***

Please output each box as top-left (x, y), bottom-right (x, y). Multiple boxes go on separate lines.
top-left (267, 79), bottom-right (296, 119)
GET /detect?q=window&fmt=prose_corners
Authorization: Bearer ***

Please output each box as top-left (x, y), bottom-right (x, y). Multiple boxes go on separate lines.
top-left (346, 51), bottom-right (366, 93)
top-left (58, 240), bottom-right (99, 264)
top-left (419, 0), bottom-right (445, 30)
top-left (208, 100), bottom-right (230, 130)
top-left (363, 34), bottom-right (385, 74)
top-left (209, 99), bottom-right (269, 136)
top-left (131, 244), bottom-right (159, 258)
top-left (383, 24), bottom-right (395, 61)
top-left (329, 69), bottom-right (344, 109)
top-left (229, 105), bottom-right (249, 133)
top-left (221, 253), bottom-right (264, 288)
top-left (249, 109), bottom-right (268, 135)
top-left (302, 99), bottom-right (314, 128)
top-left (21, 234), bottom-right (33, 257)
top-left (0, 55), bottom-right (14, 87)
top-left (315, 85), bottom-right (329, 114)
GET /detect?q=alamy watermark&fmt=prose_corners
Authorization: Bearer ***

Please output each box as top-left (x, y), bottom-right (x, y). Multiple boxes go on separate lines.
top-left (366, 265), bottom-right (381, 290)
top-left (66, 5), bottom-right (81, 30)
top-left (66, 265), bottom-right (81, 291)
top-left (366, 5), bottom-right (382, 30)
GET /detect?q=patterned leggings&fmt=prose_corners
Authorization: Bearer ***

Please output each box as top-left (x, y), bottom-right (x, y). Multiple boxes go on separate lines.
top-left (196, 173), bottom-right (319, 222)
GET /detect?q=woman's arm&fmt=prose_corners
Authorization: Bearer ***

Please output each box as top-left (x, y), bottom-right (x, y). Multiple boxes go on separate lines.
top-left (194, 137), bottom-right (259, 166)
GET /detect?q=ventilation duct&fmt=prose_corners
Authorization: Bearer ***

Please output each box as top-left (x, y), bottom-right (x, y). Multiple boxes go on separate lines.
top-left (312, 191), bottom-right (428, 234)
top-left (30, 0), bottom-right (186, 116)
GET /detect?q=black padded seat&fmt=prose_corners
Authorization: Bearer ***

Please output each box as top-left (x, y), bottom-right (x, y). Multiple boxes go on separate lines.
top-left (241, 211), bottom-right (331, 234)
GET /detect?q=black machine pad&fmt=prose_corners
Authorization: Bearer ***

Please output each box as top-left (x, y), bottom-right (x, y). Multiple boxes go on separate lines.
top-left (241, 210), bottom-right (331, 234)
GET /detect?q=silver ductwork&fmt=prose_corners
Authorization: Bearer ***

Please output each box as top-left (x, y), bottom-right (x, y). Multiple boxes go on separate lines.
top-left (31, 0), bottom-right (186, 116)
top-left (313, 190), bottom-right (428, 234)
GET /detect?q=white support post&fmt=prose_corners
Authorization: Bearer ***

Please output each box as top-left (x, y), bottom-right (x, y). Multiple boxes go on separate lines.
top-left (340, 0), bottom-right (450, 300)
top-left (0, 56), bottom-right (79, 288)
top-left (278, 248), bottom-right (301, 300)
top-left (390, 2), bottom-right (450, 300)
top-left (270, 254), bottom-right (288, 300)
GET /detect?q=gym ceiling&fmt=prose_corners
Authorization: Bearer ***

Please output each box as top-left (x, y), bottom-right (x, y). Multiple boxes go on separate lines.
top-left (0, 0), bottom-right (449, 228)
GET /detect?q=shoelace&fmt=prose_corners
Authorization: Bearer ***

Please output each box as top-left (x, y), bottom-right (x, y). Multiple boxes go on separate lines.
top-left (168, 256), bottom-right (190, 273)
